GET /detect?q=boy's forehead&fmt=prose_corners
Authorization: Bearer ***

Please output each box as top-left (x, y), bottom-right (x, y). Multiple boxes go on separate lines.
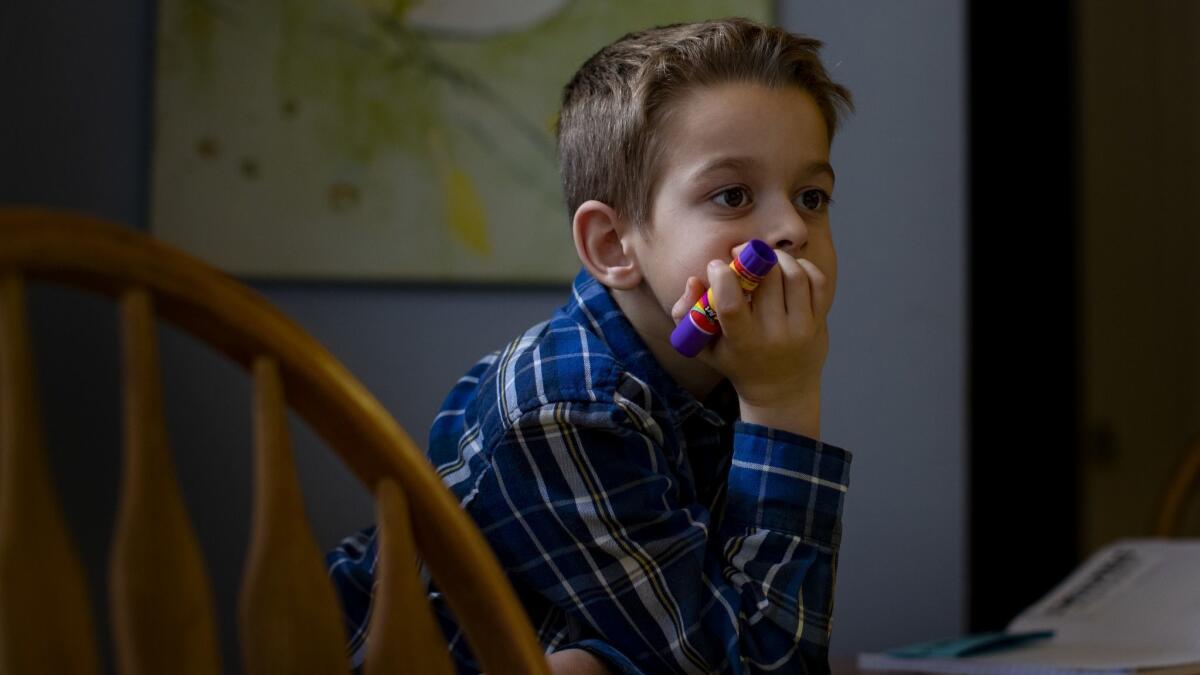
top-left (687, 155), bottom-right (836, 186)
top-left (659, 83), bottom-right (833, 183)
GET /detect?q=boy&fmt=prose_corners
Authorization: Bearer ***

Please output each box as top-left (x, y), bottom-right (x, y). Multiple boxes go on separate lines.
top-left (329, 17), bottom-right (854, 675)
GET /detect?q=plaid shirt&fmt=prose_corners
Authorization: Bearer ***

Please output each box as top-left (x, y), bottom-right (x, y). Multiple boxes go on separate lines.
top-left (327, 269), bottom-right (852, 674)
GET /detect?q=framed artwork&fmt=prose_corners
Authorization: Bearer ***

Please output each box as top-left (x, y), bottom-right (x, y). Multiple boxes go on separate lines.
top-left (151, 0), bottom-right (770, 282)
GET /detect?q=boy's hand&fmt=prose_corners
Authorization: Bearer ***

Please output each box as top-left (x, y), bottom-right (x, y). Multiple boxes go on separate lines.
top-left (670, 246), bottom-right (831, 438)
top-left (545, 648), bottom-right (614, 674)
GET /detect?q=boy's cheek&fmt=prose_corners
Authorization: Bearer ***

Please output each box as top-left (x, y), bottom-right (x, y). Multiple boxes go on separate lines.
top-left (643, 270), bottom-right (692, 320)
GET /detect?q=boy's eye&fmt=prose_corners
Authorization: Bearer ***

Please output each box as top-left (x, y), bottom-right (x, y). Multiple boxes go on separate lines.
top-left (796, 188), bottom-right (834, 212)
top-left (712, 187), bottom-right (752, 208)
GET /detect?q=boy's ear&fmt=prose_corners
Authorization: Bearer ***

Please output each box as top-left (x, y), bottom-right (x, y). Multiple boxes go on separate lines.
top-left (571, 200), bottom-right (642, 290)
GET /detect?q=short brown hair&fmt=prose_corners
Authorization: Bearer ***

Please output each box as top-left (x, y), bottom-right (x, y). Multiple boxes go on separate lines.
top-left (557, 17), bottom-right (854, 227)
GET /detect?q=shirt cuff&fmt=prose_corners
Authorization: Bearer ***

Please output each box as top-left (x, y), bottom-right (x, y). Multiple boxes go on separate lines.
top-left (726, 422), bottom-right (852, 546)
top-left (559, 639), bottom-right (645, 675)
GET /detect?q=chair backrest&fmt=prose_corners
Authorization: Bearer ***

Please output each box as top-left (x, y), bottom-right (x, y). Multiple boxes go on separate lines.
top-left (0, 208), bottom-right (551, 675)
top-left (1154, 434), bottom-right (1200, 537)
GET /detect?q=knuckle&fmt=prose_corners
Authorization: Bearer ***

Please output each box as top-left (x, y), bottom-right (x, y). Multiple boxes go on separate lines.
top-left (719, 298), bottom-right (749, 320)
top-left (799, 258), bottom-right (824, 283)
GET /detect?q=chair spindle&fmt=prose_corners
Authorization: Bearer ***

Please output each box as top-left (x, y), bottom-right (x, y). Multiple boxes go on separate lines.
top-left (109, 289), bottom-right (222, 675)
top-left (365, 478), bottom-right (456, 675)
top-left (239, 356), bottom-right (349, 674)
top-left (0, 274), bottom-right (101, 675)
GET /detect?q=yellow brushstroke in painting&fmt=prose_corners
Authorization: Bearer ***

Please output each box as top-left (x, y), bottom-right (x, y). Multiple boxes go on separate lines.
top-left (427, 128), bottom-right (491, 257)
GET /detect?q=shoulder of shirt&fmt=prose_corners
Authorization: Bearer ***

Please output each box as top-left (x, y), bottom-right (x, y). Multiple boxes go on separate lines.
top-left (465, 313), bottom-right (661, 444)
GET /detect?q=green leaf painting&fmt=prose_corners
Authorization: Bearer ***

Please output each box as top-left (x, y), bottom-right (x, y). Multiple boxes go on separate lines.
top-left (151, 0), bottom-right (770, 282)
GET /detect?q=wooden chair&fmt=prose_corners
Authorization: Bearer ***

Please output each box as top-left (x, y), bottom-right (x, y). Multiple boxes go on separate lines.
top-left (0, 208), bottom-right (551, 675)
top-left (1154, 433), bottom-right (1200, 537)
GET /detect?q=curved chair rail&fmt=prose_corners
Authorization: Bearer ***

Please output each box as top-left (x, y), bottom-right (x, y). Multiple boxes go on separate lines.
top-left (0, 207), bottom-right (549, 674)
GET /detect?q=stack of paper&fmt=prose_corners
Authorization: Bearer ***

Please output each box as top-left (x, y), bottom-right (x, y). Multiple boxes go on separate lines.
top-left (857, 539), bottom-right (1200, 674)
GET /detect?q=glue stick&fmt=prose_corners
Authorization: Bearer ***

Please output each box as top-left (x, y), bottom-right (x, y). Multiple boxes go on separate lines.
top-left (669, 239), bottom-right (778, 358)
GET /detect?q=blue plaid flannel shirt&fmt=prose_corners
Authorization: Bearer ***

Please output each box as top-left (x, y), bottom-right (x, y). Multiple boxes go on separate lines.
top-left (327, 269), bottom-right (852, 674)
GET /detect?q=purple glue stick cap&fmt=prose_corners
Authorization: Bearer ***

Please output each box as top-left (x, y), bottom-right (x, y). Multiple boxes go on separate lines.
top-left (739, 239), bottom-right (778, 277)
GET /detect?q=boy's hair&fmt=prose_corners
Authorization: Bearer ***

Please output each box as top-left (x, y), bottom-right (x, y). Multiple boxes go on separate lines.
top-left (557, 17), bottom-right (854, 227)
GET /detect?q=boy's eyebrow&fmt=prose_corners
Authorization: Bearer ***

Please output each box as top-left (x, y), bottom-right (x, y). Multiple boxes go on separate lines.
top-left (689, 156), bottom-right (837, 185)
top-left (807, 160), bottom-right (837, 185)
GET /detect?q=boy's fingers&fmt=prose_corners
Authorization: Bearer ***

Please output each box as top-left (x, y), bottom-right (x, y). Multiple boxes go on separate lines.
top-left (775, 253), bottom-right (813, 319)
top-left (707, 260), bottom-right (751, 335)
top-left (671, 276), bottom-right (706, 323)
top-left (748, 260), bottom-right (785, 319)
top-left (794, 258), bottom-right (830, 317)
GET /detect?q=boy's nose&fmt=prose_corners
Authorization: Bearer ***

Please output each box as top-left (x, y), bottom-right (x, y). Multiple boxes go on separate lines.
top-left (767, 204), bottom-right (808, 255)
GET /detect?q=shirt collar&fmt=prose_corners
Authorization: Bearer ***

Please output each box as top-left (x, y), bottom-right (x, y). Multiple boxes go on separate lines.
top-left (564, 268), bottom-right (736, 427)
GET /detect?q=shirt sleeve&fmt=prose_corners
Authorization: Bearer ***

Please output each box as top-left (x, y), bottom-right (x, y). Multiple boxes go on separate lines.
top-left (470, 398), bottom-right (851, 675)
top-left (326, 526), bottom-right (377, 672)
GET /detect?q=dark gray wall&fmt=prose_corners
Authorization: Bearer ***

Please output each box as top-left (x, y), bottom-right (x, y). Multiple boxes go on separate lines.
top-left (1, 0), bottom-right (965, 669)
top-left (785, 0), bottom-right (967, 650)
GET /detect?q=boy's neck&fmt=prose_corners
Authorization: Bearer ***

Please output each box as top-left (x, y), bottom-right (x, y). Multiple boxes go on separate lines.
top-left (610, 284), bottom-right (725, 401)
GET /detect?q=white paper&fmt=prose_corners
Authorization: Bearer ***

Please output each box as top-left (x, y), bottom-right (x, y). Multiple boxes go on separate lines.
top-left (857, 538), bottom-right (1200, 674)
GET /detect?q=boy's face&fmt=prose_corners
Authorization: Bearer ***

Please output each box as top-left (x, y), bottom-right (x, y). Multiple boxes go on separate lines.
top-left (628, 82), bottom-right (838, 331)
